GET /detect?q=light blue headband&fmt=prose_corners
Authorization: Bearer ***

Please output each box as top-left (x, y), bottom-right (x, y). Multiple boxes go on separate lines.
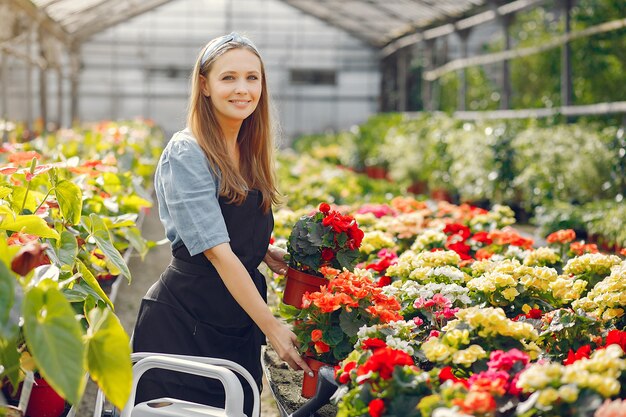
top-left (200, 32), bottom-right (259, 66)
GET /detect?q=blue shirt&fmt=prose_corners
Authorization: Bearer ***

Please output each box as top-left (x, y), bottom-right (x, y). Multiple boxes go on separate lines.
top-left (155, 129), bottom-right (230, 256)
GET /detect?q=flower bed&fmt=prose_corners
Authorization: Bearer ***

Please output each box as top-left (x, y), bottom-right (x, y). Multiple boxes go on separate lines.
top-left (270, 172), bottom-right (626, 416)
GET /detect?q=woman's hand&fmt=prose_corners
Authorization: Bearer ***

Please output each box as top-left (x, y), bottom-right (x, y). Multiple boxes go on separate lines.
top-left (263, 244), bottom-right (288, 275)
top-left (266, 319), bottom-right (313, 376)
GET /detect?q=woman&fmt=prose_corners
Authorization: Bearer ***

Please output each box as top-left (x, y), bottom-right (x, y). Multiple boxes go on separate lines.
top-left (132, 32), bottom-right (312, 415)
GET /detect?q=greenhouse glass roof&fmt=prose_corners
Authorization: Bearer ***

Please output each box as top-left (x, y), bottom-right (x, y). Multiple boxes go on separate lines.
top-left (25, 0), bottom-right (543, 48)
top-left (30, 0), bottom-right (175, 41)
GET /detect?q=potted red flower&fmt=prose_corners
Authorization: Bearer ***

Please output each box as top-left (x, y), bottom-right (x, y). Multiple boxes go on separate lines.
top-left (283, 202), bottom-right (364, 308)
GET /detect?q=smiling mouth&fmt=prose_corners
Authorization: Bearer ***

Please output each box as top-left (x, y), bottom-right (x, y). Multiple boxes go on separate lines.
top-left (229, 100), bottom-right (251, 104)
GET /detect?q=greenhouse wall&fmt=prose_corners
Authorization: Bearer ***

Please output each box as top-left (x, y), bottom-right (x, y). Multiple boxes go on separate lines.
top-left (5, 0), bottom-right (381, 144)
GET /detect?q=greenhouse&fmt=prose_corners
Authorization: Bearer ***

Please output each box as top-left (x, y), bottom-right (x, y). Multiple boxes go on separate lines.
top-left (1, 1), bottom-right (625, 417)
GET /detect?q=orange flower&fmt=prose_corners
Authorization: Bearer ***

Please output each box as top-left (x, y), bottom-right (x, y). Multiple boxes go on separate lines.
top-left (570, 241), bottom-right (599, 256)
top-left (546, 229), bottom-right (576, 244)
top-left (311, 329), bottom-right (323, 342)
top-left (454, 391), bottom-right (497, 415)
top-left (314, 341), bottom-right (330, 354)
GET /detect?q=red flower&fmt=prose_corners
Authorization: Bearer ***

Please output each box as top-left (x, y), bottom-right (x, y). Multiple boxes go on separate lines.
top-left (321, 248), bottom-right (335, 261)
top-left (376, 276), bottom-right (391, 287)
top-left (319, 202), bottom-right (331, 214)
top-left (471, 231), bottom-right (493, 245)
top-left (526, 309), bottom-right (543, 319)
top-left (357, 347), bottom-right (414, 381)
top-left (439, 366), bottom-right (469, 387)
top-left (361, 338), bottom-right (387, 351)
top-left (443, 223), bottom-right (471, 240)
top-left (603, 330), bottom-right (626, 352)
top-left (563, 345), bottom-right (591, 365)
top-left (368, 398), bottom-right (385, 417)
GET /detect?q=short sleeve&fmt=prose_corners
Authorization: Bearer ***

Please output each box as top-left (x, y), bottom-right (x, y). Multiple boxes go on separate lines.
top-left (158, 138), bottom-right (230, 256)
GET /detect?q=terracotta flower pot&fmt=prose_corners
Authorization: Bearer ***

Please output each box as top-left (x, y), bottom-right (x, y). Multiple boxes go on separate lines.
top-left (282, 267), bottom-right (327, 308)
top-left (301, 357), bottom-right (331, 398)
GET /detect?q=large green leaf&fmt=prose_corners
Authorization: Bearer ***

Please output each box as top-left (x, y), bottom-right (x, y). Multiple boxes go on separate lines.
top-left (22, 282), bottom-right (86, 404)
top-left (85, 308), bottom-right (132, 410)
top-left (55, 180), bottom-right (83, 225)
top-left (0, 262), bottom-right (17, 341)
top-left (57, 231), bottom-right (79, 269)
top-left (0, 207), bottom-right (60, 240)
top-left (123, 227), bottom-right (148, 259)
top-left (76, 260), bottom-right (113, 310)
top-left (89, 214), bottom-right (131, 282)
top-left (0, 335), bottom-right (21, 390)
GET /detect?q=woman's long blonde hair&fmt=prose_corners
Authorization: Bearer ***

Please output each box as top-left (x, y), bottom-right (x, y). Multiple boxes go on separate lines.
top-left (187, 37), bottom-right (279, 213)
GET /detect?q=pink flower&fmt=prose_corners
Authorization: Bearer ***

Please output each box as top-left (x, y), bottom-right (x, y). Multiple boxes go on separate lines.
top-left (432, 293), bottom-right (452, 309)
top-left (434, 307), bottom-right (459, 320)
top-left (487, 349), bottom-right (529, 372)
top-left (594, 399), bottom-right (626, 417)
top-left (468, 370), bottom-right (510, 396)
top-left (412, 317), bottom-right (424, 326)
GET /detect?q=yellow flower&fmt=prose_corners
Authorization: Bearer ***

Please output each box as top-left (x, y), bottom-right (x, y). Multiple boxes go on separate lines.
top-left (501, 287), bottom-right (519, 301)
top-left (524, 247), bottom-right (561, 267)
top-left (558, 384), bottom-right (579, 403)
top-left (422, 338), bottom-right (452, 363)
top-left (537, 388), bottom-right (560, 406)
top-left (451, 345), bottom-right (487, 367)
top-left (443, 329), bottom-right (470, 348)
top-left (602, 308), bottom-right (624, 321)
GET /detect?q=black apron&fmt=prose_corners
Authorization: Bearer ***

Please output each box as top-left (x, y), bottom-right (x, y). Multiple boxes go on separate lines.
top-left (132, 189), bottom-right (273, 416)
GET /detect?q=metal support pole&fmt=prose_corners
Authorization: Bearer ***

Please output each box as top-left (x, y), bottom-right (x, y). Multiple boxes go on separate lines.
top-left (561, 0), bottom-right (573, 109)
top-left (69, 44), bottom-right (81, 126)
top-left (422, 39), bottom-right (435, 111)
top-left (38, 29), bottom-right (48, 132)
top-left (1, 52), bottom-right (7, 142)
top-left (457, 29), bottom-right (471, 111)
top-left (56, 67), bottom-right (62, 129)
top-left (397, 48), bottom-right (407, 111)
top-left (26, 26), bottom-right (33, 129)
top-left (501, 14), bottom-right (514, 109)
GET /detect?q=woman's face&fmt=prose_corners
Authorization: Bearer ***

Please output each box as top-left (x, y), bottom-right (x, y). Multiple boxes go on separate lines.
top-left (202, 48), bottom-right (263, 125)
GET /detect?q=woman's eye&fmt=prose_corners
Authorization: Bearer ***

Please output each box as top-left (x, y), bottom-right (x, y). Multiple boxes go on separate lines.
top-left (222, 75), bottom-right (234, 80)
top-left (248, 75), bottom-right (259, 80)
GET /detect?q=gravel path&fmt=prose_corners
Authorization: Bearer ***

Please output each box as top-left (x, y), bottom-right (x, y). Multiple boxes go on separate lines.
top-left (74, 206), bottom-right (279, 417)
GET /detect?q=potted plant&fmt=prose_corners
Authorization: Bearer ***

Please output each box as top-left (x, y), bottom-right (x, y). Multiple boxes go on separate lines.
top-left (287, 267), bottom-right (403, 397)
top-left (283, 202), bottom-right (364, 308)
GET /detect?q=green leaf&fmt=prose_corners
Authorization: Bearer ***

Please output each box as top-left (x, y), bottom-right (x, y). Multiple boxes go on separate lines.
top-left (0, 335), bottom-right (21, 390)
top-left (123, 227), bottom-right (149, 259)
top-left (57, 231), bottom-right (79, 269)
top-left (23, 282), bottom-right (86, 404)
top-left (85, 308), bottom-right (132, 410)
top-left (76, 260), bottom-right (113, 310)
top-left (0, 262), bottom-right (18, 341)
top-left (89, 214), bottom-right (131, 282)
top-left (56, 180), bottom-right (83, 225)
top-left (0, 205), bottom-right (60, 239)
top-left (0, 186), bottom-right (12, 200)
top-left (339, 310), bottom-right (364, 337)
top-left (326, 325), bottom-right (345, 345)
top-left (119, 195), bottom-right (151, 212)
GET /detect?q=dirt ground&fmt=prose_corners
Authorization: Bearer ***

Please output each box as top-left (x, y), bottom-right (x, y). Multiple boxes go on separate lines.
top-left (74, 207), bottom-right (282, 417)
